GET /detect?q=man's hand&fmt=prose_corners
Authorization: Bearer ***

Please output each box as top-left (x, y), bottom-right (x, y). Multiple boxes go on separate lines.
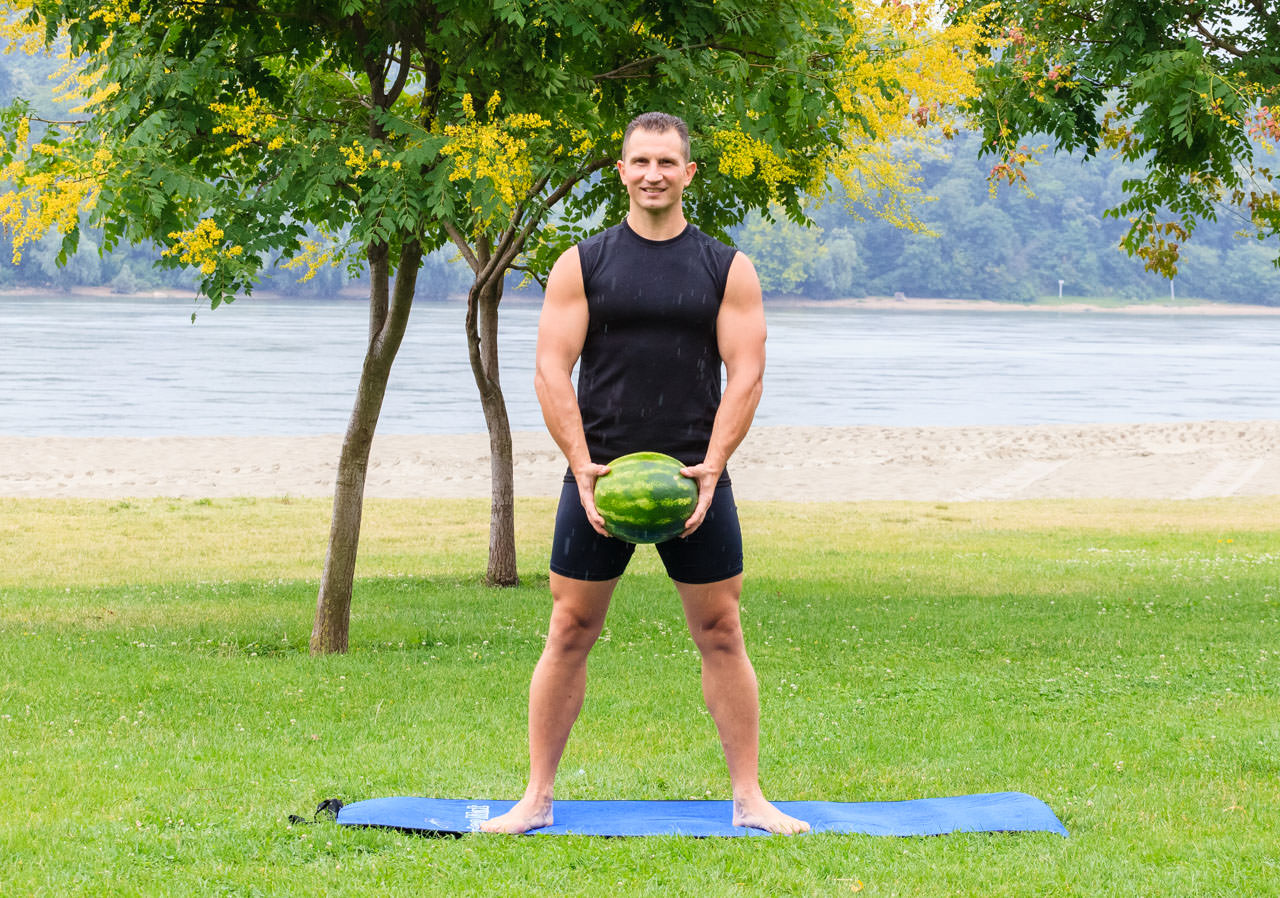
top-left (679, 462), bottom-right (722, 537)
top-left (574, 462), bottom-right (613, 537)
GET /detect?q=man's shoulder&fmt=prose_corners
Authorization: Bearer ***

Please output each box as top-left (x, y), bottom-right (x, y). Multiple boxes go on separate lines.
top-left (574, 222), bottom-right (630, 283)
top-left (685, 223), bottom-right (732, 249)
top-left (577, 221), bottom-right (628, 252)
top-left (685, 225), bottom-right (741, 280)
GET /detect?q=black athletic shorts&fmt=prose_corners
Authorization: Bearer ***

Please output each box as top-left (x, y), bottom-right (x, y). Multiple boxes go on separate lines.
top-left (549, 480), bottom-right (744, 584)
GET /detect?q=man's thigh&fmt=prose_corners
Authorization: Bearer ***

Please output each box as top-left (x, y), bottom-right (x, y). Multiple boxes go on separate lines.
top-left (549, 480), bottom-right (636, 581)
top-left (656, 484), bottom-right (744, 585)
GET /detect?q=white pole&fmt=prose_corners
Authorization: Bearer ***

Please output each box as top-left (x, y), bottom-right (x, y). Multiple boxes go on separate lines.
top-left (1058, 279), bottom-right (1064, 299)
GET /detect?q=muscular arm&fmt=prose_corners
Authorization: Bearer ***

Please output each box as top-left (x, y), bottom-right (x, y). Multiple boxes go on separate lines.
top-left (681, 251), bottom-right (766, 534)
top-left (534, 246), bottom-right (611, 535)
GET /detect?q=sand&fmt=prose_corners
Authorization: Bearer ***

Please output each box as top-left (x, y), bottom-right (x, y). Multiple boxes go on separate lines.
top-left (2, 420), bottom-right (1278, 502)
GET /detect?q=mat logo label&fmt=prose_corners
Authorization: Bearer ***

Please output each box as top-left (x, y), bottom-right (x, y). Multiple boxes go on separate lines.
top-left (465, 804), bottom-right (491, 832)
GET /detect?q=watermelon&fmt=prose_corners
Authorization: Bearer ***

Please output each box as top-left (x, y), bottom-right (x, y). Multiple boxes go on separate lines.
top-left (593, 451), bottom-right (699, 544)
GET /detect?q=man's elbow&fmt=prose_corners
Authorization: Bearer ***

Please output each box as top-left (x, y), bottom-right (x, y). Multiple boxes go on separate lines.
top-left (534, 366), bottom-right (552, 403)
top-left (731, 366), bottom-right (764, 404)
top-left (534, 362), bottom-right (566, 403)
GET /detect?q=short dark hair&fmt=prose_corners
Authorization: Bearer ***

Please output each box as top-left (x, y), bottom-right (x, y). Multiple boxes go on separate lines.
top-left (622, 112), bottom-right (691, 163)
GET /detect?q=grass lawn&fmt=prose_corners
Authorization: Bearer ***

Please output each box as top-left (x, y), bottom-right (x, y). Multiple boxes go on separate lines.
top-left (1, 496), bottom-right (1276, 896)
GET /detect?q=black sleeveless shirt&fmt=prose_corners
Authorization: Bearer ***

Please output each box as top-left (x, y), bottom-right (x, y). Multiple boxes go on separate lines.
top-left (573, 220), bottom-right (738, 475)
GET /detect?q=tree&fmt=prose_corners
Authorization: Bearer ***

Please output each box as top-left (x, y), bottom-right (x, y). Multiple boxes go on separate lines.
top-left (806, 227), bottom-right (865, 299)
top-left (732, 209), bottom-right (827, 296)
top-left (1, 0), bottom-right (983, 652)
top-left (955, 0), bottom-right (1280, 275)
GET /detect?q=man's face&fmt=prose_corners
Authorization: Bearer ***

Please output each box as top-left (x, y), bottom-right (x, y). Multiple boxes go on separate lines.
top-left (617, 127), bottom-right (696, 213)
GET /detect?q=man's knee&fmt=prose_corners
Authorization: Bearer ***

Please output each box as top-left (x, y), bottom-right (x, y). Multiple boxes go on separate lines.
top-left (689, 608), bottom-right (745, 655)
top-left (677, 576), bottom-right (746, 654)
top-left (546, 605), bottom-right (604, 652)
top-left (544, 576), bottom-right (615, 655)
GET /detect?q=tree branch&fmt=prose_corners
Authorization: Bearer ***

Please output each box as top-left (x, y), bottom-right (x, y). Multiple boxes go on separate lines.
top-left (488, 156), bottom-right (615, 283)
top-left (383, 46), bottom-right (410, 107)
top-left (1193, 20), bottom-right (1248, 58)
top-left (544, 156), bottom-right (613, 207)
top-left (486, 172), bottom-right (552, 279)
top-left (442, 220), bottom-right (480, 273)
top-left (591, 41), bottom-right (767, 80)
top-left (23, 115), bottom-right (91, 126)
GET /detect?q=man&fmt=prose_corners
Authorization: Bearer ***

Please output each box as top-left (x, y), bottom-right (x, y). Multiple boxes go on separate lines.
top-left (482, 112), bottom-right (808, 835)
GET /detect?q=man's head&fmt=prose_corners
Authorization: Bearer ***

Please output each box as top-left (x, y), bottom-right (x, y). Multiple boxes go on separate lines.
top-left (617, 112), bottom-right (696, 217)
top-left (621, 112), bottom-right (690, 164)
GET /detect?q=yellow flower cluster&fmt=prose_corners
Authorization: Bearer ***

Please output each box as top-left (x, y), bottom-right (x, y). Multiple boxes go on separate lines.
top-left (50, 36), bottom-right (120, 114)
top-left (550, 119), bottom-right (597, 159)
top-left (88, 0), bottom-right (142, 27)
top-left (835, 1), bottom-right (983, 142)
top-left (0, 0), bottom-right (48, 55)
top-left (441, 92), bottom-right (550, 219)
top-left (162, 218), bottom-right (243, 276)
top-left (0, 123), bottom-right (103, 263)
top-left (280, 237), bottom-right (340, 283)
top-left (337, 142), bottom-right (399, 182)
top-left (569, 126), bottom-right (595, 155)
top-left (339, 141), bottom-right (369, 177)
top-left (710, 129), bottom-right (800, 187)
top-left (0, 0), bottom-right (116, 263)
top-left (210, 88), bottom-right (280, 155)
top-left (11, 115), bottom-right (30, 149)
top-left (0, 176), bottom-right (100, 263)
top-left (819, 0), bottom-right (987, 229)
top-left (0, 1), bottom-right (119, 116)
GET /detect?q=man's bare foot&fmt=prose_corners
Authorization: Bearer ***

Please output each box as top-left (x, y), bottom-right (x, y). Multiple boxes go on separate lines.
top-left (479, 796), bottom-right (553, 834)
top-left (733, 796), bottom-right (810, 834)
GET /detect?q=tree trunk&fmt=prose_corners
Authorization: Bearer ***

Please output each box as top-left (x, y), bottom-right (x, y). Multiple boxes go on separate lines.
top-left (310, 241), bottom-right (424, 654)
top-left (466, 274), bottom-right (518, 586)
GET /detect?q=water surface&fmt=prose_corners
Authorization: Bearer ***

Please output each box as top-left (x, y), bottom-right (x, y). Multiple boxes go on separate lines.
top-left (1, 294), bottom-right (1276, 435)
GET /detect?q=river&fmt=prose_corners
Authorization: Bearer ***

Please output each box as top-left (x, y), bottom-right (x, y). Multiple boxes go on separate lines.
top-left (1, 294), bottom-right (1276, 435)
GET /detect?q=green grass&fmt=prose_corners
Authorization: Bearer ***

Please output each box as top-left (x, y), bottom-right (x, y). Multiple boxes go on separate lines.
top-left (1, 497), bottom-right (1277, 896)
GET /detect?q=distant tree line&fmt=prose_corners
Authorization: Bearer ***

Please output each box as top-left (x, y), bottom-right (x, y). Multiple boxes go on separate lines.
top-left (731, 131), bottom-right (1280, 305)
top-left (3, 53), bottom-right (1276, 306)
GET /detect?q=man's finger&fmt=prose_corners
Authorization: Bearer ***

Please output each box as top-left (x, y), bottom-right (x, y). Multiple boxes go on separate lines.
top-left (578, 464), bottom-right (613, 537)
top-left (582, 494), bottom-right (611, 537)
top-left (681, 484), bottom-right (715, 537)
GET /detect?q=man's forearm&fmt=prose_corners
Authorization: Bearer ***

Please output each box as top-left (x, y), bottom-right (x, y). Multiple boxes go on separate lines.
top-left (702, 369), bottom-right (764, 474)
top-left (535, 369), bottom-right (594, 472)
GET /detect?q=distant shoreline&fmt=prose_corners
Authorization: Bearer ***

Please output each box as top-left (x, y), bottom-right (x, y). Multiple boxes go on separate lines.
top-left (766, 295), bottom-right (1280, 315)
top-left (5, 285), bottom-right (1278, 315)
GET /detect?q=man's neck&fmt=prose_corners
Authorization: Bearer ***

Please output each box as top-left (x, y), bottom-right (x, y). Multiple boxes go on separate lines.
top-left (626, 207), bottom-right (688, 241)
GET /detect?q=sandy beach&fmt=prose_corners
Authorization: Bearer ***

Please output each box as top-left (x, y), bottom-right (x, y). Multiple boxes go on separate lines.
top-left (2, 420), bottom-right (1278, 502)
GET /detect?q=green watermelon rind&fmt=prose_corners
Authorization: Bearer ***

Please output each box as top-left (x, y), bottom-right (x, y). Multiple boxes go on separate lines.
top-left (594, 451), bottom-right (699, 544)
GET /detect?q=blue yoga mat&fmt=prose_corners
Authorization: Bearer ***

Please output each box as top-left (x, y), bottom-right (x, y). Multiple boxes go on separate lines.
top-left (336, 792), bottom-right (1067, 837)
